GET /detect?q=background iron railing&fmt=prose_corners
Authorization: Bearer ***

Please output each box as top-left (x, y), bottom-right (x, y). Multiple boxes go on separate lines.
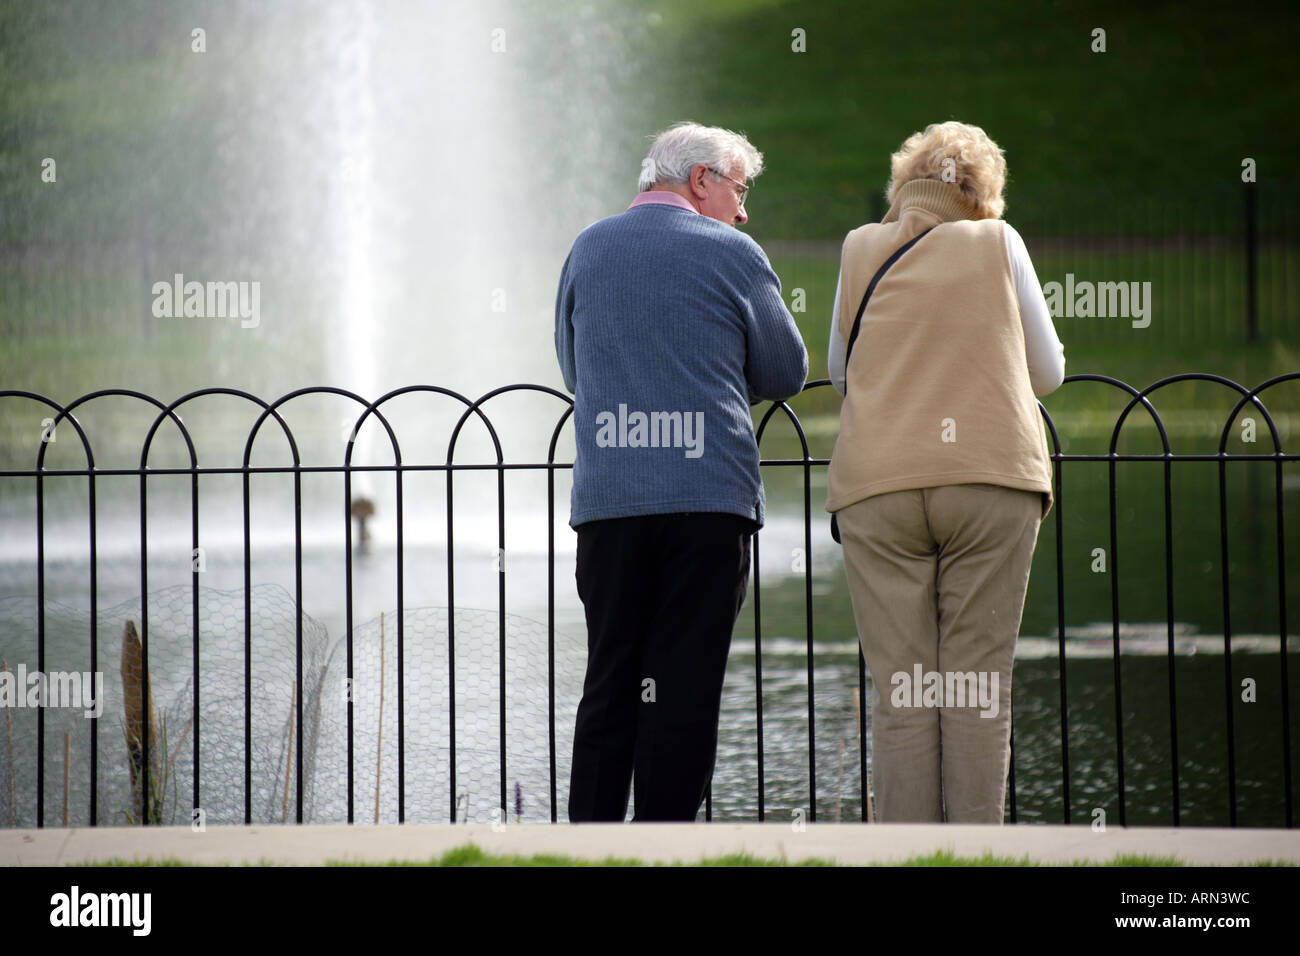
top-left (0, 373), bottom-right (1295, 828)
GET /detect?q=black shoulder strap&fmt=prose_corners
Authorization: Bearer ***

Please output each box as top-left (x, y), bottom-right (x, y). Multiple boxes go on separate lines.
top-left (842, 226), bottom-right (936, 389)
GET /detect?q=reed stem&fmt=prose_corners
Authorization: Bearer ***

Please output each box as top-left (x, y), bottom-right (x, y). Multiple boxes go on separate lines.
top-left (282, 680), bottom-right (296, 824)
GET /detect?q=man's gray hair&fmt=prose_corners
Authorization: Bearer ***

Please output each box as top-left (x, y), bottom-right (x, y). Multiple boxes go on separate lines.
top-left (638, 121), bottom-right (764, 192)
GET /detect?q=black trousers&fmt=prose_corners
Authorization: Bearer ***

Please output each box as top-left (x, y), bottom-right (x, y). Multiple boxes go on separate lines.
top-left (568, 512), bottom-right (755, 822)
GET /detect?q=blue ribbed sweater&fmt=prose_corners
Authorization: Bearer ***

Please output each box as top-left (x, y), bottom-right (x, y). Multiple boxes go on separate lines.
top-left (555, 202), bottom-right (809, 528)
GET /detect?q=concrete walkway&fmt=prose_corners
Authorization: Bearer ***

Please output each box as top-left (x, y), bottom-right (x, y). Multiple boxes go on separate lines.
top-left (3, 822), bottom-right (1298, 866)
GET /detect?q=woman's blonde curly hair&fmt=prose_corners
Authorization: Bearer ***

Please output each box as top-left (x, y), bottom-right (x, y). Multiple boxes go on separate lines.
top-left (886, 121), bottom-right (1007, 220)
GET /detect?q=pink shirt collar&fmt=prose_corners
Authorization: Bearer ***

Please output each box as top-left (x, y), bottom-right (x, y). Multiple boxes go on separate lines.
top-left (628, 190), bottom-right (699, 213)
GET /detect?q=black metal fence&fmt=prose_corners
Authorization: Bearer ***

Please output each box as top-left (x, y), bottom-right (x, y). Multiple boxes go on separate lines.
top-left (763, 185), bottom-right (1298, 348)
top-left (0, 373), bottom-right (1296, 828)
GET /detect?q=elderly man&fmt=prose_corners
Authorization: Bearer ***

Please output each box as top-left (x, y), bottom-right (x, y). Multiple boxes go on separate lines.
top-left (555, 121), bottom-right (808, 822)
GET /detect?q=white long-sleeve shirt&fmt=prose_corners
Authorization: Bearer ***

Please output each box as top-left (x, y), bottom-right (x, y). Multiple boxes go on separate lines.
top-left (828, 221), bottom-right (1064, 397)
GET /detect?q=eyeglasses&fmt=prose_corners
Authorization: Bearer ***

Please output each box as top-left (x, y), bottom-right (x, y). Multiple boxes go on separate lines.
top-left (708, 168), bottom-right (750, 205)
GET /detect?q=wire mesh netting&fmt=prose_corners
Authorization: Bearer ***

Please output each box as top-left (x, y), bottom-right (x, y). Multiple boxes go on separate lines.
top-left (0, 584), bottom-right (585, 827)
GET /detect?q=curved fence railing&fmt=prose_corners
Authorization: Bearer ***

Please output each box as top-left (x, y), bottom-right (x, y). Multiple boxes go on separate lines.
top-left (0, 373), bottom-right (1295, 828)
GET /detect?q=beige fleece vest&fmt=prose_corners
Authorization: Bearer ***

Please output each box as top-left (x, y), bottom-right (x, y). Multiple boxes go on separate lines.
top-left (827, 179), bottom-right (1054, 518)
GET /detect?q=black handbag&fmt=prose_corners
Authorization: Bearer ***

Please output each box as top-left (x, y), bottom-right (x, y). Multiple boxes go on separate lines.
top-left (830, 226), bottom-right (936, 544)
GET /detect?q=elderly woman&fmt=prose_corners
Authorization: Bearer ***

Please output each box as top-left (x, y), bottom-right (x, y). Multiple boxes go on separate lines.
top-left (827, 121), bottom-right (1064, 823)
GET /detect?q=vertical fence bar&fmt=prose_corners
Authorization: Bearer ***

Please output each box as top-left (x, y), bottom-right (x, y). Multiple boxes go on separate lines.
top-left (242, 457), bottom-right (252, 824)
top-left (294, 459), bottom-right (304, 824)
top-left (396, 452), bottom-right (406, 824)
top-left (752, 531), bottom-right (765, 821)
top-left (138, 454), bottom-right (152, 824)
top-left (190, 453), bottom-right (201, 819)
top-left (547, 456), bottom-right (558, 823)
top-left (1216, 193), bottom-right (1227, 340)
top-left (1281, 196), bottom-right (1291, 340)
top-left (1008, 715), bottom-right (1017, 823)
top-left (36, 458), bottom-right (45, 827)
top-left (88, 451), bottom-right (98, 825)
top-left (1278, 196), bottom-right (1286, 339)
top-left (1146, 199), bottom-right (1155, 348)
top-left (803, 443), bottom-right (816, 822)
top-left (445, 462), bottom-right (457, 823)
top-left (1163, 453), bottom-right (1180, 826)
top-left (1108, 452), bottom-right (1126, 826)
top-left (1275, 446), bottom-right (1293, 828)
top-left (857, 652), bottom-right (867, 822)
top-left (1170, 201), bottom-right (1180, 348)
top-left (1212, 198), bottom-right (1221, 344)
top-left (1245, 183), bottom-right (1258, 342)
top-left (1190, 203), bottom-right (1201, 339)
top-left (1218, 456), bottom-right (1238, 826)
top-left (1053, 447), bottom-right (1070, 823)
top-left (343, 454), bottom-right (355, 824)
top-left (545, 404), bottom-right (574, 825)
top-left (1179, 199), bottom-right (1187, 346)
top-left (497, 460), bottom-right (507, 820)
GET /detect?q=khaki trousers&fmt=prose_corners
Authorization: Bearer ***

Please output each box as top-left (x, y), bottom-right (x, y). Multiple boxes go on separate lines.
top-left (837, 483), bottom-right (1042, 823)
